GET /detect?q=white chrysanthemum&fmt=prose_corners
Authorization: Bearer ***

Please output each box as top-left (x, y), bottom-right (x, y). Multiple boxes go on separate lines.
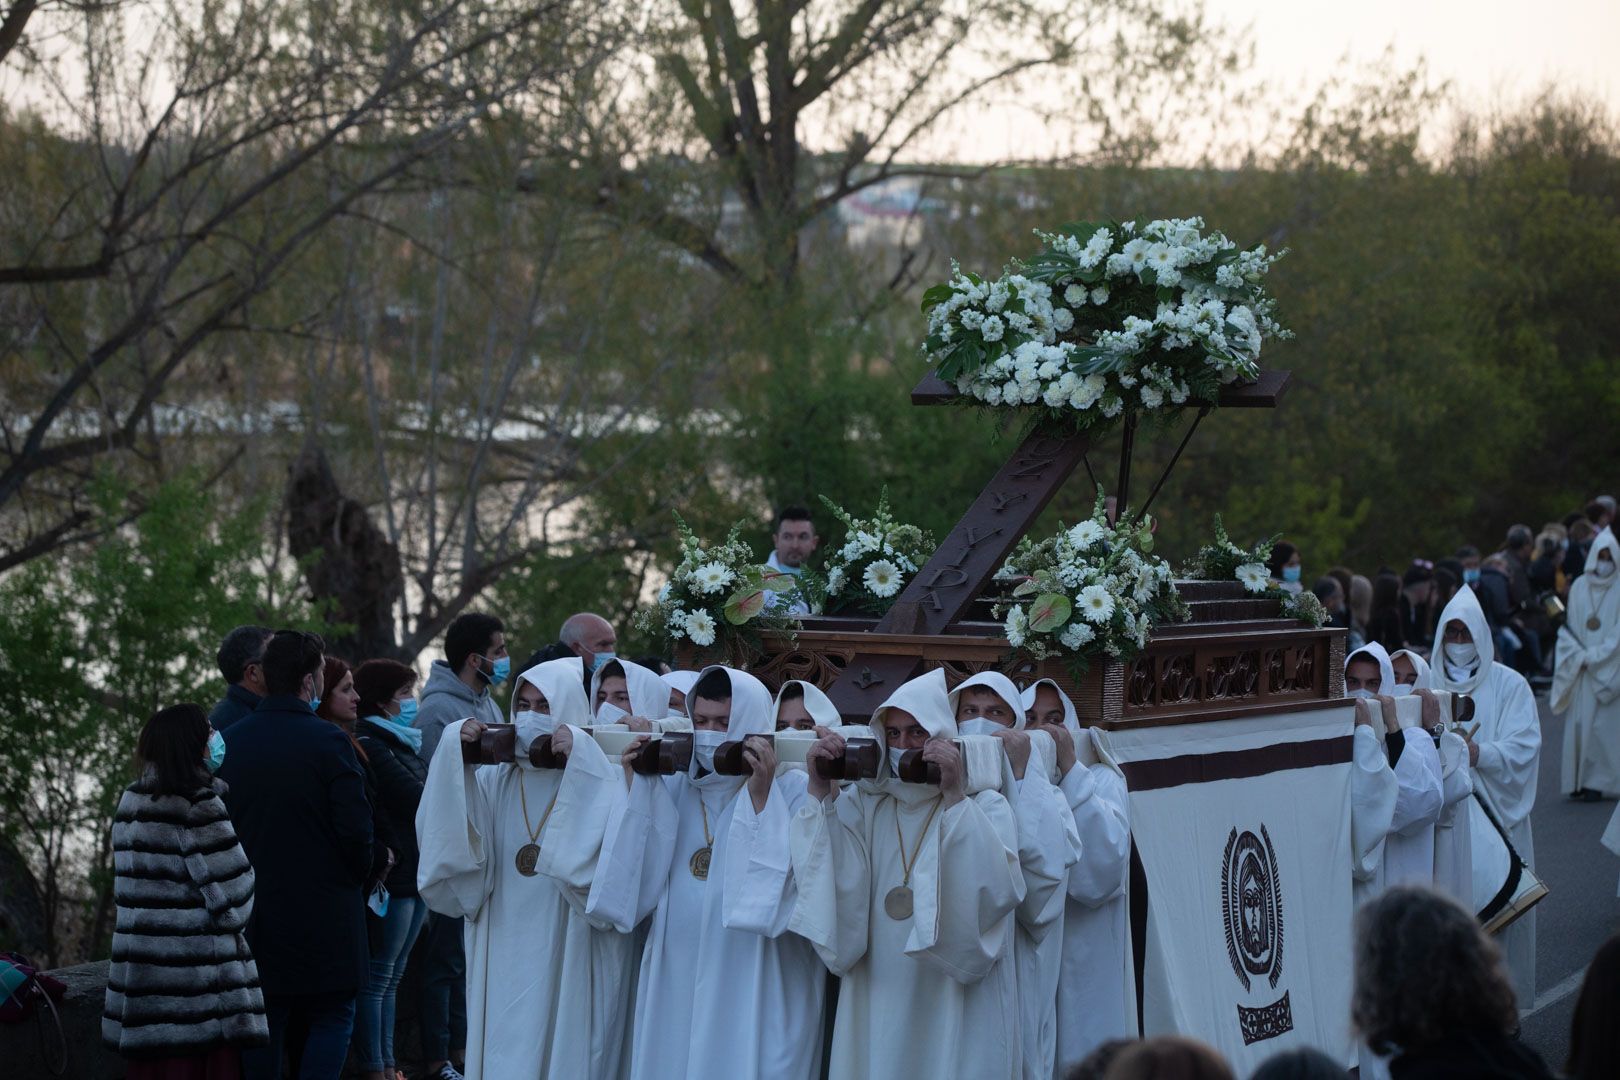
top-left (684, 609), bottom-right (717, 646)
top-left (1059, 621), bottom-right (1095, 650)
top-left (826, 567), bottom-right (846, 594)
top-left (1236, 563), bottom-right (1270, 593)
top-left (1078, 584), bottom-right (1116, 623)
top-left (863, 559), bottom-right (902, 598)
top-left (1005, 605), bottom-right (1028, 648)
top-left (1064, 283), bottom-right (1087, 306)
top-left (1051, 307), bottom-right (1074, 333)
top-left (692, 561), bottom-right (735, 595)
top-left (1067, 519), bottom-right (1106, 549)
top-left (1140, 385), bottom-right (1164, 409)
top-left (855, 530), bottom-right (880, 553)
top-left (981, 315), bottom-right (1005, 342)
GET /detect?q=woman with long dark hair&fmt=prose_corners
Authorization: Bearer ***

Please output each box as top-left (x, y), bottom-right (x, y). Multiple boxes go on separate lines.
top-left (104, 704), bottom-right (267, 1078)
top-left (1567, 933), bottom-right (1620, 1080)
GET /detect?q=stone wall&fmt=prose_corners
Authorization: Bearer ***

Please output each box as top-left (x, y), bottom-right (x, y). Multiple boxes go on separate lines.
top-left (1, 961), bottom-right (122, 1080)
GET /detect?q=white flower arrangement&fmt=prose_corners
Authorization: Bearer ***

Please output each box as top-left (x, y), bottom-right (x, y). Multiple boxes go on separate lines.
top-left (811, 490), bottom-right (936, 617)
top-left (634, 515), bottom-right (799, 654)
top-left (993, 492), bottom-right (1187, 670)
top-left (1182, 516), bottom-right (1328, 627)
top-left (921, 217), bottom-right (1290, 430)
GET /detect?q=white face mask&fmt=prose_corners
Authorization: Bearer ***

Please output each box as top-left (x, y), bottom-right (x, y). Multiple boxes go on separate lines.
top-left (514, 711), bottom-right (556, 753)
top-left (1348, 688), bottom-right (1374, 700)
top-left (957, 717), bottom-right (1004, 737)
top-left (1388, 683), bottom-right (1414, 697)
top-left (691, 729), bottom-right (727, 773)
top-left (887, 746), bottom-right (908, 777)
top-left (1595, 560), bottom-right (1616, 579)
top-left (1444, 642), bottom-right (1478, 667)
top-left (595, 701), bottom-right (632, 726)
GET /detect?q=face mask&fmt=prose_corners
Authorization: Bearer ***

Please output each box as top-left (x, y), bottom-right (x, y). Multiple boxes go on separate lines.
top-left (206, 730), bottom-right (227, 772)
top-left (591, 651), bottom-right (617, 673)
top-left (309, 696), bottom-right (322, 712)
top-left (691, 729), bottom-right (727, 773)
top-left (1389, 683), bottom-right (1414, 698)
top-left (596, 701), bottom-right (632, 726)
top-left (1444, 642), bottom-right (1478, 667)
top-left (367, 883), bottom-right (390, 918)
top-left (480, 655), bottom-right (510, 688)
top-left (1595, 560), bottom-right (1617, 579)
top-left (1282, 565), bottom-right (1302, 583)
top-left (395, 698), bottom-right (419, 726)
top-left (1348, 688), bottom-right (1374, 700)
top-left (514, 711), bottom-right (557, 753)
top-left (1463, 568), bottom-right (1481, 585)
top-left (888, 746), bottom-right (908, 777)
top-left (958, 717), bottom-right (1004, 737)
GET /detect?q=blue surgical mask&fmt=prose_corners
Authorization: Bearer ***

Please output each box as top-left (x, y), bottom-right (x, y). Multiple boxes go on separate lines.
top-left (1463, 568), bottom-right (1481, 585)
top-left (1282, 565), bottom-right (1302, 583)
top-left (591, 651), bottom-right (617, 674)
top-left (206, 730), bottom-right (227, 772)
top-left (481, 655), bottom-right (511, 688)
top-left (395, 698), bottom-right (419, 726)
top-left (309, 696), bottom-right (322, 712)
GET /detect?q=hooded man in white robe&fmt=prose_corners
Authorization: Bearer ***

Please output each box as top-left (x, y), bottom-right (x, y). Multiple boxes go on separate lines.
top-left (947, 672), bottom-right (1077, 1080)
top-left (1020, 678), bottom-right (1135, 1073)
top-left (1431, 585), bottom-right (1541, 1002)
top-left (415, 659), bottom-right (634, 1080)
top-left (593, 658), bottom-right (693, 732)
top-left (775, 679), bottom-right (840, 733)
top-left (587, 665), bottom-right (825, 1080)
top-left (1393, 649), bottom-right (1474, 905)
top-left (1556, 529), bottom-right (1620, 799)
top-left (1345, 643), bottom-right (1443, 892)
top-left (662, 670), bottom-right (701, 718)
top-left (791, 668), bottom-right (1025, 1080)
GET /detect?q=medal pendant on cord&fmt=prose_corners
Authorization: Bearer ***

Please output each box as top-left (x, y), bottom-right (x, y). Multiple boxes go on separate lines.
top-left (691, 798), bottom-right (714, 880)
top-left (887, 797), bottom-right (943, 921)
top-left (883, 885), bottom-right (914, 920)
top-left (515, 843), bottom-right (541, 877)
top-left (1590, 615), bottom-right (1603, 632)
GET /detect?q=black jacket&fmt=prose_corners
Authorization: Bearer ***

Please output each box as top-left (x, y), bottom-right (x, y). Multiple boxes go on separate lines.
top-left (207, 685), bottom-right (261, 732)
top-left (356, 717), bottom-right (428, 898)
top-left (218, 695), bottom-right (373, 996)
top-left (1476, 569), bottom-right (1516, 631)
top-left (1389, 1027), bottom-right (1553, 1079)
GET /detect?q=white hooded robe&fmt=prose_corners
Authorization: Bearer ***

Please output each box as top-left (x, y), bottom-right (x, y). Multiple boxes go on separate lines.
top-left (1019, 678), bottom-right (1135, 1074)
top-left (590, 666), bottom-right (826, 1080)
top-left (1432, 586), bottom-right (1541, 1003)
top-left (789, 669), bottom-right (1025, 1080)
top-left (1556, 529), bottom-right (1620, 797)
top-left (415, 659), bottom-right (635, 1080)
top-left (1347, 643), bottom-right (1444, 892)
top-left (1393, 649), bottom-right (1475, 905)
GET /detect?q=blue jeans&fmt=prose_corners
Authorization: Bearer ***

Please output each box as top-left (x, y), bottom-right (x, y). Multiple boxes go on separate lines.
top-left (355, 896), bottom-right (428, 1071)
top-left (242, 991), bottom-right (356, 1080)
top-left (416, 912), bottom-right (466, 1061)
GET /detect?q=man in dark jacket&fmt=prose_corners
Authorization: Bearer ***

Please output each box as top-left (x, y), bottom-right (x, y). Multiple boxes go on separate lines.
top-left (219, 629), bottom-right (373, 1080)
top-left (206, 625), bottom-right (272, 731)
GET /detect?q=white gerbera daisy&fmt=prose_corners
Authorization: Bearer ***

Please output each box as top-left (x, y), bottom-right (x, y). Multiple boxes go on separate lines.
top-left (1006, 605), bottom-right (1028, 648)
top-left (684, 609), bottom-right (717, 646)
top-left (1078, 584), bottom-right (1116, 623)
top-left (692, 561), bottom-right (735, 595)
top-left (863, 559), bottom-right (902, 598)
top-left (1236, 563), bottom-right (1270, 593)
top-left (1067, 519), bottom-right (1106, 549)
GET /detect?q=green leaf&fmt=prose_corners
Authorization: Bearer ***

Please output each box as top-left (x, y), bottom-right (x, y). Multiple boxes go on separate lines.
top-left (760, 569), bottom-right (797, 593)
top-left (920, 283), bottom-right (954, 312)
top-left (1011, 577), bottom-right (1041, 597)
top-left (724, 588), bottom-right (766, 625)
top-left (1029, 593), bottom-right (1073, 634)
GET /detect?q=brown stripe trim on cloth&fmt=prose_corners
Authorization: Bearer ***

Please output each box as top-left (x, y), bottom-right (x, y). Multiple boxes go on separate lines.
top-left (1120, 734), bottom-right (1353, 792)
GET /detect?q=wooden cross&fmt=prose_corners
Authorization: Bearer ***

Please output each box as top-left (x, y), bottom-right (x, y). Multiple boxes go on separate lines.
top-left (822, 369), bottom-right (1292, 719)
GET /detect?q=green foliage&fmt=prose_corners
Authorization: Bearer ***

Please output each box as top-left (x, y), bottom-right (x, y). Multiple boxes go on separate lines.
top-left (0, 475), bottom-right (319, 963)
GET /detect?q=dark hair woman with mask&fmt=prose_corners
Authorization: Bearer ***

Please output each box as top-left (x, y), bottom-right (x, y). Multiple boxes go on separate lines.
top-left (352, 659), bottom-right (428, 1080)
top-left (1267, 541), bottom-right (1303, 594)
top-left (105, 704), bottom-right (267, 1079)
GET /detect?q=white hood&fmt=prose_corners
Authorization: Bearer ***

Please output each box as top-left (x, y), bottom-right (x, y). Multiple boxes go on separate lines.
top-left (1432, 584), bottom-right (1494, 694)
top-left (1020, 677), bottom-right (1103, 769)
top-left (692, 665), bottom-right (775, 740)
top-left (869, 668), bottom-right (957, 750)
top-left (591, 659), bottom-right (669, 722)
top-left (945, 670), bottom-right (1028, 730)
top-left (507, 658), bottom-right (592, 727)
top-left (1390, 649), bottom-right (1433, 691)
top-left (1346, 641), bottom-right (1396, 696)
top-left (1583, 527), bottom-right (1620, 592)
top-left (773, 679), bottom-right (840, 729)
top-left (660, 670), bottom-right (700, 716)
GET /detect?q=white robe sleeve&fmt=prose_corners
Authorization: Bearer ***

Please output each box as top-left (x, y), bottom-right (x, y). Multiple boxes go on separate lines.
top-left (1552, 622), bottom-right (1587, 715)
top-left (721, 770), bottom-right (809, 937)
top-left (534, 726), bottom-right (625, 917)
top-left (1473, 673), bottom-right (1541, 833)
top-left (1389, 731), bottom-right (1444, 836)
top-left (907, 790), bottom-right (1023, 984)
top-left (789, 791), bottom-right (872, 976)
top-left (1010, 774), bottom-right (1079, 943)
top-left (415, 721), bottom-right (496, 920)
top-left (1437, 732), bottom-right (1474, 824)
top-left (1061, 763), bottom-right (1132, 906)
top-left (583, 770), bottom-right (678, 933)
top-left (1350, 725), bottom-right (1398, 882)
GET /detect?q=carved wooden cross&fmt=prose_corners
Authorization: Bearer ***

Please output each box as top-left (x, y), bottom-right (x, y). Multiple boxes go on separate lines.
top-left (823, 370), bottom-right (1291, 719)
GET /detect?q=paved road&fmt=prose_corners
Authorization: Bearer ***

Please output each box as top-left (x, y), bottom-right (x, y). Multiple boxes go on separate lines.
top-left (1515, 693), bottom-right (1620, 1070)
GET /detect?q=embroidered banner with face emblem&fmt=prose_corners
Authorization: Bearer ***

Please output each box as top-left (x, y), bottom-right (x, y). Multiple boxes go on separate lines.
top-left (1099, 707), bottom-right (1354, 1074)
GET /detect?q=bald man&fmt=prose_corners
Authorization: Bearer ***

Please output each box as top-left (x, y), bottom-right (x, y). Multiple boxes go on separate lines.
top-left (560, 613), bottom-right (618, 676)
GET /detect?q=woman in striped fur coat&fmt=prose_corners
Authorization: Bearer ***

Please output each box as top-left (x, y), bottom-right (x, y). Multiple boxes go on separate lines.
top-left (105, 703), bottom-right (268, 1079)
